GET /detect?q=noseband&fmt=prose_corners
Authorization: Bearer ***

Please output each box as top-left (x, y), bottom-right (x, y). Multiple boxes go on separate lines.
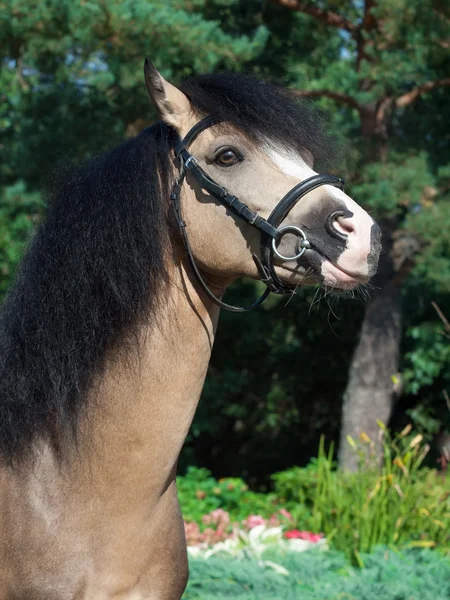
top-left (170, 116), bottom-right (344, 313)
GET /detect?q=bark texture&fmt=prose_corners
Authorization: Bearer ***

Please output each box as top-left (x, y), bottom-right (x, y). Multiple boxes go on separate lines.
top-left (338, 263), bottom-right (402, 470)
top-left (338, 223), bottom-right (421, 470)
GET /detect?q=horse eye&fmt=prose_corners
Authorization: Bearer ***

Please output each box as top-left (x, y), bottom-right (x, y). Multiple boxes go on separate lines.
top-left (215, 148), bottom-right (241, 167)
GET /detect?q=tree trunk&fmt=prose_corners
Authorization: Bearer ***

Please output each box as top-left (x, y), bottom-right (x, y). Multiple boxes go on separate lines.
top-left (338, 233), bottom-right (409, 470)
top-left (338, 95), bottom-right (401, 470)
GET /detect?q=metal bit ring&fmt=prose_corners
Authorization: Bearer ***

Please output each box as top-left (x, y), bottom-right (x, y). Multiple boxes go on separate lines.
top-left (272, 225), bottom-right (311, 261)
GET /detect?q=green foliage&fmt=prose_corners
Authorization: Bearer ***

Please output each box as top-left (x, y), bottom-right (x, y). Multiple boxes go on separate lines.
top-left (184, 546), bottom-right (450, 599)
top-left (0, 0), bottom-right (270, 300)
top-left (178, 466), bottom-right (275, 523)
top-left (404, 323), bottom-right (450, 395)
top-left (350, 153), bottom-right (436, 219)
top-left (401, 280), bottom-right (450, 439)
top-left (272, 432), bottom-right (450, 562)
top-left (406, 187), bottom-right (450, 293)
top-left (0, 0), bottom-right (269, 190)
top-left (0, 181), bottom-right (42, 296)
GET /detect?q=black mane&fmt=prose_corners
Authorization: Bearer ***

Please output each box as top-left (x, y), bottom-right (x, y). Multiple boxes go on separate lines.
top-left (0, 72), bottom-right (336, 462)
top-left (0, 123), bottom-right (176, 461)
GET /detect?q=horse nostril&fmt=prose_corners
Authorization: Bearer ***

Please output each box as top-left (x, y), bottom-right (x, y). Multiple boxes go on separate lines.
top-left (325, 210), bottom-right (353, 241)
top-left (336, 215), bottom-right (355, 235)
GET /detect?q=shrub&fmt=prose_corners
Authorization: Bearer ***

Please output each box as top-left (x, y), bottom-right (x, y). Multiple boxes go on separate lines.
top-left (184, 546), bottom-right (450, 599)
top-left (272, 427), bottom-right (450, 562)
top-left (177, 466), bottom-right (278, 523)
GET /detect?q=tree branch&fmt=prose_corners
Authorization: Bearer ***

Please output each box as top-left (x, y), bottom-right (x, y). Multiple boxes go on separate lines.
top-left (294, 89), bottom-right (362, 111)
top-left (432, 301), bottom-right (450, 337)
top-left (375, 96), bottom-right (393, 136)
top-left (356, 0), bottom-right (378, 70)
top-left (396, 78), bottom-right (450, 108)
top-left (360, 0), bottom-right (377, 31)
top-left (270, 0), bottom-right (356, 33)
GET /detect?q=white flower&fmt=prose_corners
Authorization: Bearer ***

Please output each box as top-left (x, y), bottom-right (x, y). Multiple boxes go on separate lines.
top-left (187, 524), bottom-right (328, 576)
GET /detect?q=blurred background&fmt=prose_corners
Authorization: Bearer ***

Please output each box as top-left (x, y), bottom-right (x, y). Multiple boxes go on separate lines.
top-left (1, 0), bottom-right (449, 485)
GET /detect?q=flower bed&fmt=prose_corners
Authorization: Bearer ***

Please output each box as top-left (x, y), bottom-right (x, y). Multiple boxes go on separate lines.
top-left (184, 507), bottom-right (306, 545)
top-left (185, 508), bottom-right (326, 573)
top-left (179, 428), bottom-right (450, 563)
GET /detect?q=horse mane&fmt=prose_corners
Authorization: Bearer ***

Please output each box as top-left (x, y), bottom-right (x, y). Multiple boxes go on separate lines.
top-left (0, 73), bottom-right (336, 462)
top-left (0, 123), bottom-right (177, 462)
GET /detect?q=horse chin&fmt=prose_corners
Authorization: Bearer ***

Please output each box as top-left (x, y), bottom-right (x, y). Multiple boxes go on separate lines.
top-left (319, 258), bottom-right (370, 290)
top-left (275, 258), bottom-right (368, 294)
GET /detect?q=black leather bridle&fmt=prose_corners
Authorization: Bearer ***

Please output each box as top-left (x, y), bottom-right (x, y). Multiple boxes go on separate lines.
top-left (170, 115), bottom-right (345, 312)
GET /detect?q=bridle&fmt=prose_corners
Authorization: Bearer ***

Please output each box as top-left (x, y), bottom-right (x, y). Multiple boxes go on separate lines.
top-left (170, 115), bottom-right (344, 313)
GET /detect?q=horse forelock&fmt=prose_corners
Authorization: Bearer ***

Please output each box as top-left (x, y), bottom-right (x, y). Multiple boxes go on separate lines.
top-left (180, 73), bottom-right (339, 171)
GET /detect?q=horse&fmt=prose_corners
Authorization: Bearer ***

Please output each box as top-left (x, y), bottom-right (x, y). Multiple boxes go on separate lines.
top-left (0, 59), bottom-right (381, 599)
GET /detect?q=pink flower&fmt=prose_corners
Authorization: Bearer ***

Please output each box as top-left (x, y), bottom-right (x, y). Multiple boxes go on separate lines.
top-left (279, 508), bottom-right (293, 521)
top-left (268, 508), bottom-right (293, 527)
top-left (243, 515), bottom-right (266, 529)
top-left (211, 509), bottom-right (230, 524)
top-left (186, 509), bottom-right (235, 545)
top-left (184, 521), bottom-right (201, 545)
top-left (201, 527), bottom-right (216, 543)
top-left (284, 530), bottom-right (323, 543)
top-left (202, 508), bottom-right (230, 527)
top-left (268, 514), bottom-right (281, 527)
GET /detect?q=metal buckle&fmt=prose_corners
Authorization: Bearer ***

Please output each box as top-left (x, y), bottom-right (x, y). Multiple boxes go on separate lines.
top-left (184, 156), bottom-right (197, 169)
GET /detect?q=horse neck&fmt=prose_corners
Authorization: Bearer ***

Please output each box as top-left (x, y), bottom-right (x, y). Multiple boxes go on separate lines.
top-left (73, 260), bottom-right (221, 507)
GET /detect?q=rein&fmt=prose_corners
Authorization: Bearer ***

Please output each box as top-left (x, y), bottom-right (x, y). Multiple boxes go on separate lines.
top-left (170, 116), bottom-right (344, 313)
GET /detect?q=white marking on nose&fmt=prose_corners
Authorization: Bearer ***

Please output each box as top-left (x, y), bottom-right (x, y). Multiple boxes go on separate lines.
top-left (266, 147), bottom-right (316, 180)
top-left (266, 146), bottom-right (376, 279)
top-left (267, 147), bottom-right (362, 216)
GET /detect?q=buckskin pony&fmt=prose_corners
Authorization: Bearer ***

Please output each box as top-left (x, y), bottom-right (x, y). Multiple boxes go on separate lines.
top-left (0, 60), bottom-right (381, 599)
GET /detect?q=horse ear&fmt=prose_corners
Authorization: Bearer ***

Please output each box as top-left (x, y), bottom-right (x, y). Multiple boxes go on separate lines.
top-left (144, 58), bottom-right (190, 128)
